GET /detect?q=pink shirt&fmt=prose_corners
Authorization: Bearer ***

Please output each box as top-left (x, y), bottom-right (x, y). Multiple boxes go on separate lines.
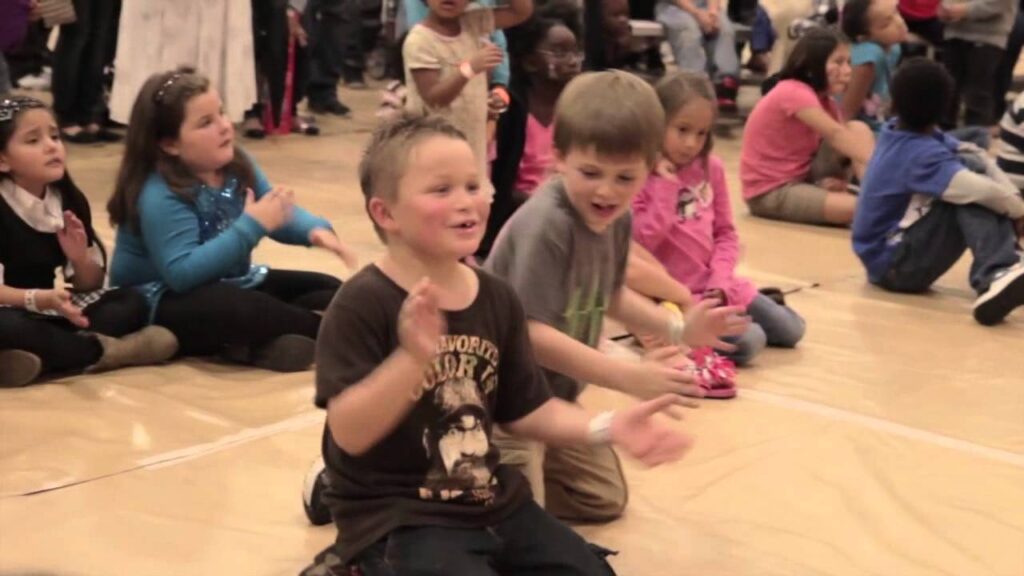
top-left (739, 80), bottom-right (841, 201)
top-left (514, 114), bottom-right (555, 195)
top-left (632, 156), bottom-right (758, 308)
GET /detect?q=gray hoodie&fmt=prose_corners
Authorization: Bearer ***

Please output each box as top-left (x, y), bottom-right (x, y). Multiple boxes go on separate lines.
top-left (944, 0), bottom-right (1019, 48)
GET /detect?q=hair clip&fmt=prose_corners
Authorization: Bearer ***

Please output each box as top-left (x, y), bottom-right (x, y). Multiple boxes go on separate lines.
top-left (153, 73), bottom-right (183, 104)
top-left (0, 96), bottom-right (45, 123)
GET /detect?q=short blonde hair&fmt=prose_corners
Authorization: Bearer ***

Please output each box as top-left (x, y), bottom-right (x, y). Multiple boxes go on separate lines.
top-left (358, 115), bottom-right (467, 241)
top-left (553, 70), bottom-right (665, 167)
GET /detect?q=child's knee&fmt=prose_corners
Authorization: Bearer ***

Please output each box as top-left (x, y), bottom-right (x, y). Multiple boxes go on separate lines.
top-left (730, 324), bottom-right (767, 365)
top-left (768, 312), bottom-right (806, 348)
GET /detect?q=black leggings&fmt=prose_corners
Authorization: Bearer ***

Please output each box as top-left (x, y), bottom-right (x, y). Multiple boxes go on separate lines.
top-left (0, 288), bottom-right (149, 375)
top-left (153, 269), bottom-right (341, 357)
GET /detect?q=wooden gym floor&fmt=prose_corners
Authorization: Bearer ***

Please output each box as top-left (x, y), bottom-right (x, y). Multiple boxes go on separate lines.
top-left (0, 85), bottom-right (1022, 576)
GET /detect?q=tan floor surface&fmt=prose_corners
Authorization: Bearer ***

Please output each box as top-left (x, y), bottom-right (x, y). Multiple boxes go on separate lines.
top-left (1, 85), bottom-right (1023, 576)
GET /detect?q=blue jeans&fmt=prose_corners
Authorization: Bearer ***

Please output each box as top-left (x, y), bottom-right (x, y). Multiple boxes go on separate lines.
top-left (352, 500), bottom-right (616, 575)
top-left (656, 0), bottom-right (740, 79)
top-left (751, 6), bottom-right (776, 54)
top-left (877, 201), bottom-right (1020, 295)
top-left (721, 293), bottom-right (806, 366)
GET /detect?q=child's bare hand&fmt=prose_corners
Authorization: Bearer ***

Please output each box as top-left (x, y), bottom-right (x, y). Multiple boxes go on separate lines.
top-left (696, 10), bottom-right (717, 34)
top-left (399, 278), bottom-right (445, 363)
top-left (702, 288), bottom-right (727, 305)
top-left (654, 156), bottom-right (680, 182)
top-left (309, 228), bottom-right (358, 270)
top-left (244, 187), bottom-right (295, 232)
top-left (682, 299), bottom-right (749, 350)
top-left (469, 42), bottom-right (504, 75)
top-left (56, 211), bottom-right (90, 263)
top-left (610, 394), bottom-right (695, 466)
top-left (287, 9), bottom-right (309, 47)
top-left (39, 289), bottom-right (89, 328)
top-left (487, 88), bottom-right (509, 119)
top-left (620, 358), bottom-right (706, 400)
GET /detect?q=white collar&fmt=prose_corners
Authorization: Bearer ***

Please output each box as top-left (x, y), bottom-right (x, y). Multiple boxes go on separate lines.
top-left (0, 178), bottom-right (64, 233)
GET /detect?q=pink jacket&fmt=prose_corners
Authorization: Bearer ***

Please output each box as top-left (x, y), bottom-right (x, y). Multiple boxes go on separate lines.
top-left (632, 156), bottom-right (758, 308)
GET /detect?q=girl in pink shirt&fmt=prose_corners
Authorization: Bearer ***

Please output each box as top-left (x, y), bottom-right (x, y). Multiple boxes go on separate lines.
top-left (634, 72), bottom-right (806, 365)
top-left (739, 28), bottom-right (875, 226)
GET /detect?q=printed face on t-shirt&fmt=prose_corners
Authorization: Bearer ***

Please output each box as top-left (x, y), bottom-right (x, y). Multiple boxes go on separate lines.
top-left (556, 147), bottom-right (647, 234)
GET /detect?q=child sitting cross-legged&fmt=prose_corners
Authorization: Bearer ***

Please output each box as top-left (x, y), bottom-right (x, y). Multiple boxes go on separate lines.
top-left (852, 58), bottom-right (1024, 325)
top-left (304, 115), bottom-right (694, 576)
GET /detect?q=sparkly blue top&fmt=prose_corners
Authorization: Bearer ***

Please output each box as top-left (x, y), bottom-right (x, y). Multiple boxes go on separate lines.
top-left (109, 157), bottom-right (331, 314)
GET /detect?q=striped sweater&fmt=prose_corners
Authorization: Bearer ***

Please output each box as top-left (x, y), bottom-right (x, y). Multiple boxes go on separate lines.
top-left (997, 92), bottom-right (1024, 190)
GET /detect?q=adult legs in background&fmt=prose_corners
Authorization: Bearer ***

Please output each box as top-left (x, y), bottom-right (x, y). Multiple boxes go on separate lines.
top-left (944, 39), bottom-right (1003, 128)
top-left (656, 2), bottom-right (710, 73)
top-left (51, 0), bottom-right (118, 140)
top-left (994, 4), bottom-right (1024, 120)
top-left (305, 0), bottom-right (353, 114)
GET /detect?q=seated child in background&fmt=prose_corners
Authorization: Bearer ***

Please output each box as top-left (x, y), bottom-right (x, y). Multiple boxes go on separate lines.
top-left (403, 0), bottom-right (533, 186)
top-left (0, 96), bottom-right (178, 388)
top-left (486, 71), bottom-right (748, 522)
top-left (107, 69), bottom-right (353, 372)
top-left (655, 0), bottom-right (741, 109)
top-left (634, 72), bottom-right (806, 367)
top-left (482, 0), bottom-right (583, 259)
top-left (840, 0), bottom-right (907, 132)
top-left (852, 58), bottom-right (1024, 326)
top-left (306, 115), bottom-right (692, 575)
top-left (740, 28), bottom-right (875, 227)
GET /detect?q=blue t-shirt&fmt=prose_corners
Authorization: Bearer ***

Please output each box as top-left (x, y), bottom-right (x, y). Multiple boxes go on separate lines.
top-left (849, 41), bottom-right (901, 132)
top-left (852, 120), bottom-right (964, 282)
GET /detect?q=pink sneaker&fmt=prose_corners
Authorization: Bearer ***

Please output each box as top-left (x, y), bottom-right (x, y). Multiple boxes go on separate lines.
top-left (688, 347), bottom-right (737, 399)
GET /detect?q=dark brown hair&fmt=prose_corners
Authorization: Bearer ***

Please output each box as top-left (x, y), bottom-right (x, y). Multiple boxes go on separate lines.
top-left (779, 27), bottom-right (849, 93)
top-left (107, 67), bottom-right (256, 232)
top-left (359, 114), bottom-right (468, 242)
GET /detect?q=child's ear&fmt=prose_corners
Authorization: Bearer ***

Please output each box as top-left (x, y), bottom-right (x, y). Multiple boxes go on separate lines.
top-left (552, 149), bottom-right (567, 174)
top-left (0, 153), bottom-right (10, 174)
top-left (368, 197), bottom-right (398, 233)
top-left (159, 137), bottom-right (181, 157)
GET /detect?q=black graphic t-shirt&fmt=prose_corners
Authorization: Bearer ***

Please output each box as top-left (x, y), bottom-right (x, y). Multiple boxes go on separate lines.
top-left (314, 265), bottom-right (552, 564)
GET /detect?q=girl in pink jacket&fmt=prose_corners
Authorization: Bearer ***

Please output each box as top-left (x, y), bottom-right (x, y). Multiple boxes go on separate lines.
top-left (633, 72), bottom-right (806, 365)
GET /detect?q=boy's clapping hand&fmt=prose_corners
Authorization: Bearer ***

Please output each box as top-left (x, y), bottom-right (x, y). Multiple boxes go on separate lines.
top-left (399, 279), bottom-right (446, 363)
top-left (682, 298), bottom-right (749, 351)
top-left (610, 394), bottom-right (695, 466)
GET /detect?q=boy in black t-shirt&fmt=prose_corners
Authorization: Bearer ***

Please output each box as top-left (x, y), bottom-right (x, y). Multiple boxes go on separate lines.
top-left (306, 115), bottom-right (694, 575)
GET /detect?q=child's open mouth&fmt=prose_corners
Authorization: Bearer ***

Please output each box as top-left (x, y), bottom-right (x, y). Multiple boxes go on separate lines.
top-left (450, 220), bottom-right (479, 234)
top-left (591, 201), bottom-right (618, 219)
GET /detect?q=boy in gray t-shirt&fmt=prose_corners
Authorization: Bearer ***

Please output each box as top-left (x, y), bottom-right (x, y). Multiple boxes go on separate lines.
top-left (485, 71), bottom-right (749, 523)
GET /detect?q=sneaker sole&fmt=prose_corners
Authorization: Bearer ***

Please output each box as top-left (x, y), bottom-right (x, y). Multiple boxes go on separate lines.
top-left (254, 334), bottom-right (316, 372)
top-left (0, 350), bottom-right (43, 388)
top-left (974, 267), bottom-right (1024, 326)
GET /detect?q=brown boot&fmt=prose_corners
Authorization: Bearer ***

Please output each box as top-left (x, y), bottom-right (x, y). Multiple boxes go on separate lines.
top-left (0, 350), bottom-right (43, 387)
top-left (87, 326), bottom-right (179, 373)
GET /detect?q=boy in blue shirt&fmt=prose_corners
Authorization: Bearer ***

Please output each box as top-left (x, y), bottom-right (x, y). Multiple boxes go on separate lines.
top-left (852, 58), bottom-right (1024, 325)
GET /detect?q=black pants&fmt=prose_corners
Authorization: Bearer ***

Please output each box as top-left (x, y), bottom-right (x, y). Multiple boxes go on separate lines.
top-left (353, 501), bottom-right (616, 576)
top-left (249, 0), bottom-right (311, 122)
top-left (305, 0), bottom-right (364, 104)
top-left (877, 202), bottom-right (1020, 295)
top-left (153, 270), bottom-right (340, 357)
top-left (51, 0), bottom-right (118, 127)
top-left (994, 6), bottom-right (1024, 119)
top-left (0, 288), bottom-right (148, 375)
top-left (944, 39), bottom-right (1003, 128)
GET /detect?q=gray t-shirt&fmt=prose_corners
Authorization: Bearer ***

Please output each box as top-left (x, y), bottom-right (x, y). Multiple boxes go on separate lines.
top-left (484, 178), bottom-right (631, 401)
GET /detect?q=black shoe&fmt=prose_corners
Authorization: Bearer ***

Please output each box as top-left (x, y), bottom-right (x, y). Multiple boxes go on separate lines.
top-left (93, 129), bottom-right (123, 142)
top-left (974, 263), bottom-right (1024, 325)
top-left (251, 334), bottom-right (316, 372)
top-left (309, 100), bottom-right (351, 117)
top-left (302, 456), bottom-right (333, 526)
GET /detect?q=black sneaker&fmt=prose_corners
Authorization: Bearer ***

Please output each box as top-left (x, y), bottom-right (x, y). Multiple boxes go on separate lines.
top-left (303, 456), bottom-right (333, 526)
top-left (309, 100), bottom-right (352, 117)
top-left (0, 350), bottom-right (42, 388)
top-left (973, 263), bottom-right (1024, 325)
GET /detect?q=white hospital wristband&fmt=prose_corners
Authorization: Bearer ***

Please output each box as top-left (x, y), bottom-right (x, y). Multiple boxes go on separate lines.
top-left (24, 289), bottom-right (40, 313)
top-left (587, 411), bottom-right (615, 445)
